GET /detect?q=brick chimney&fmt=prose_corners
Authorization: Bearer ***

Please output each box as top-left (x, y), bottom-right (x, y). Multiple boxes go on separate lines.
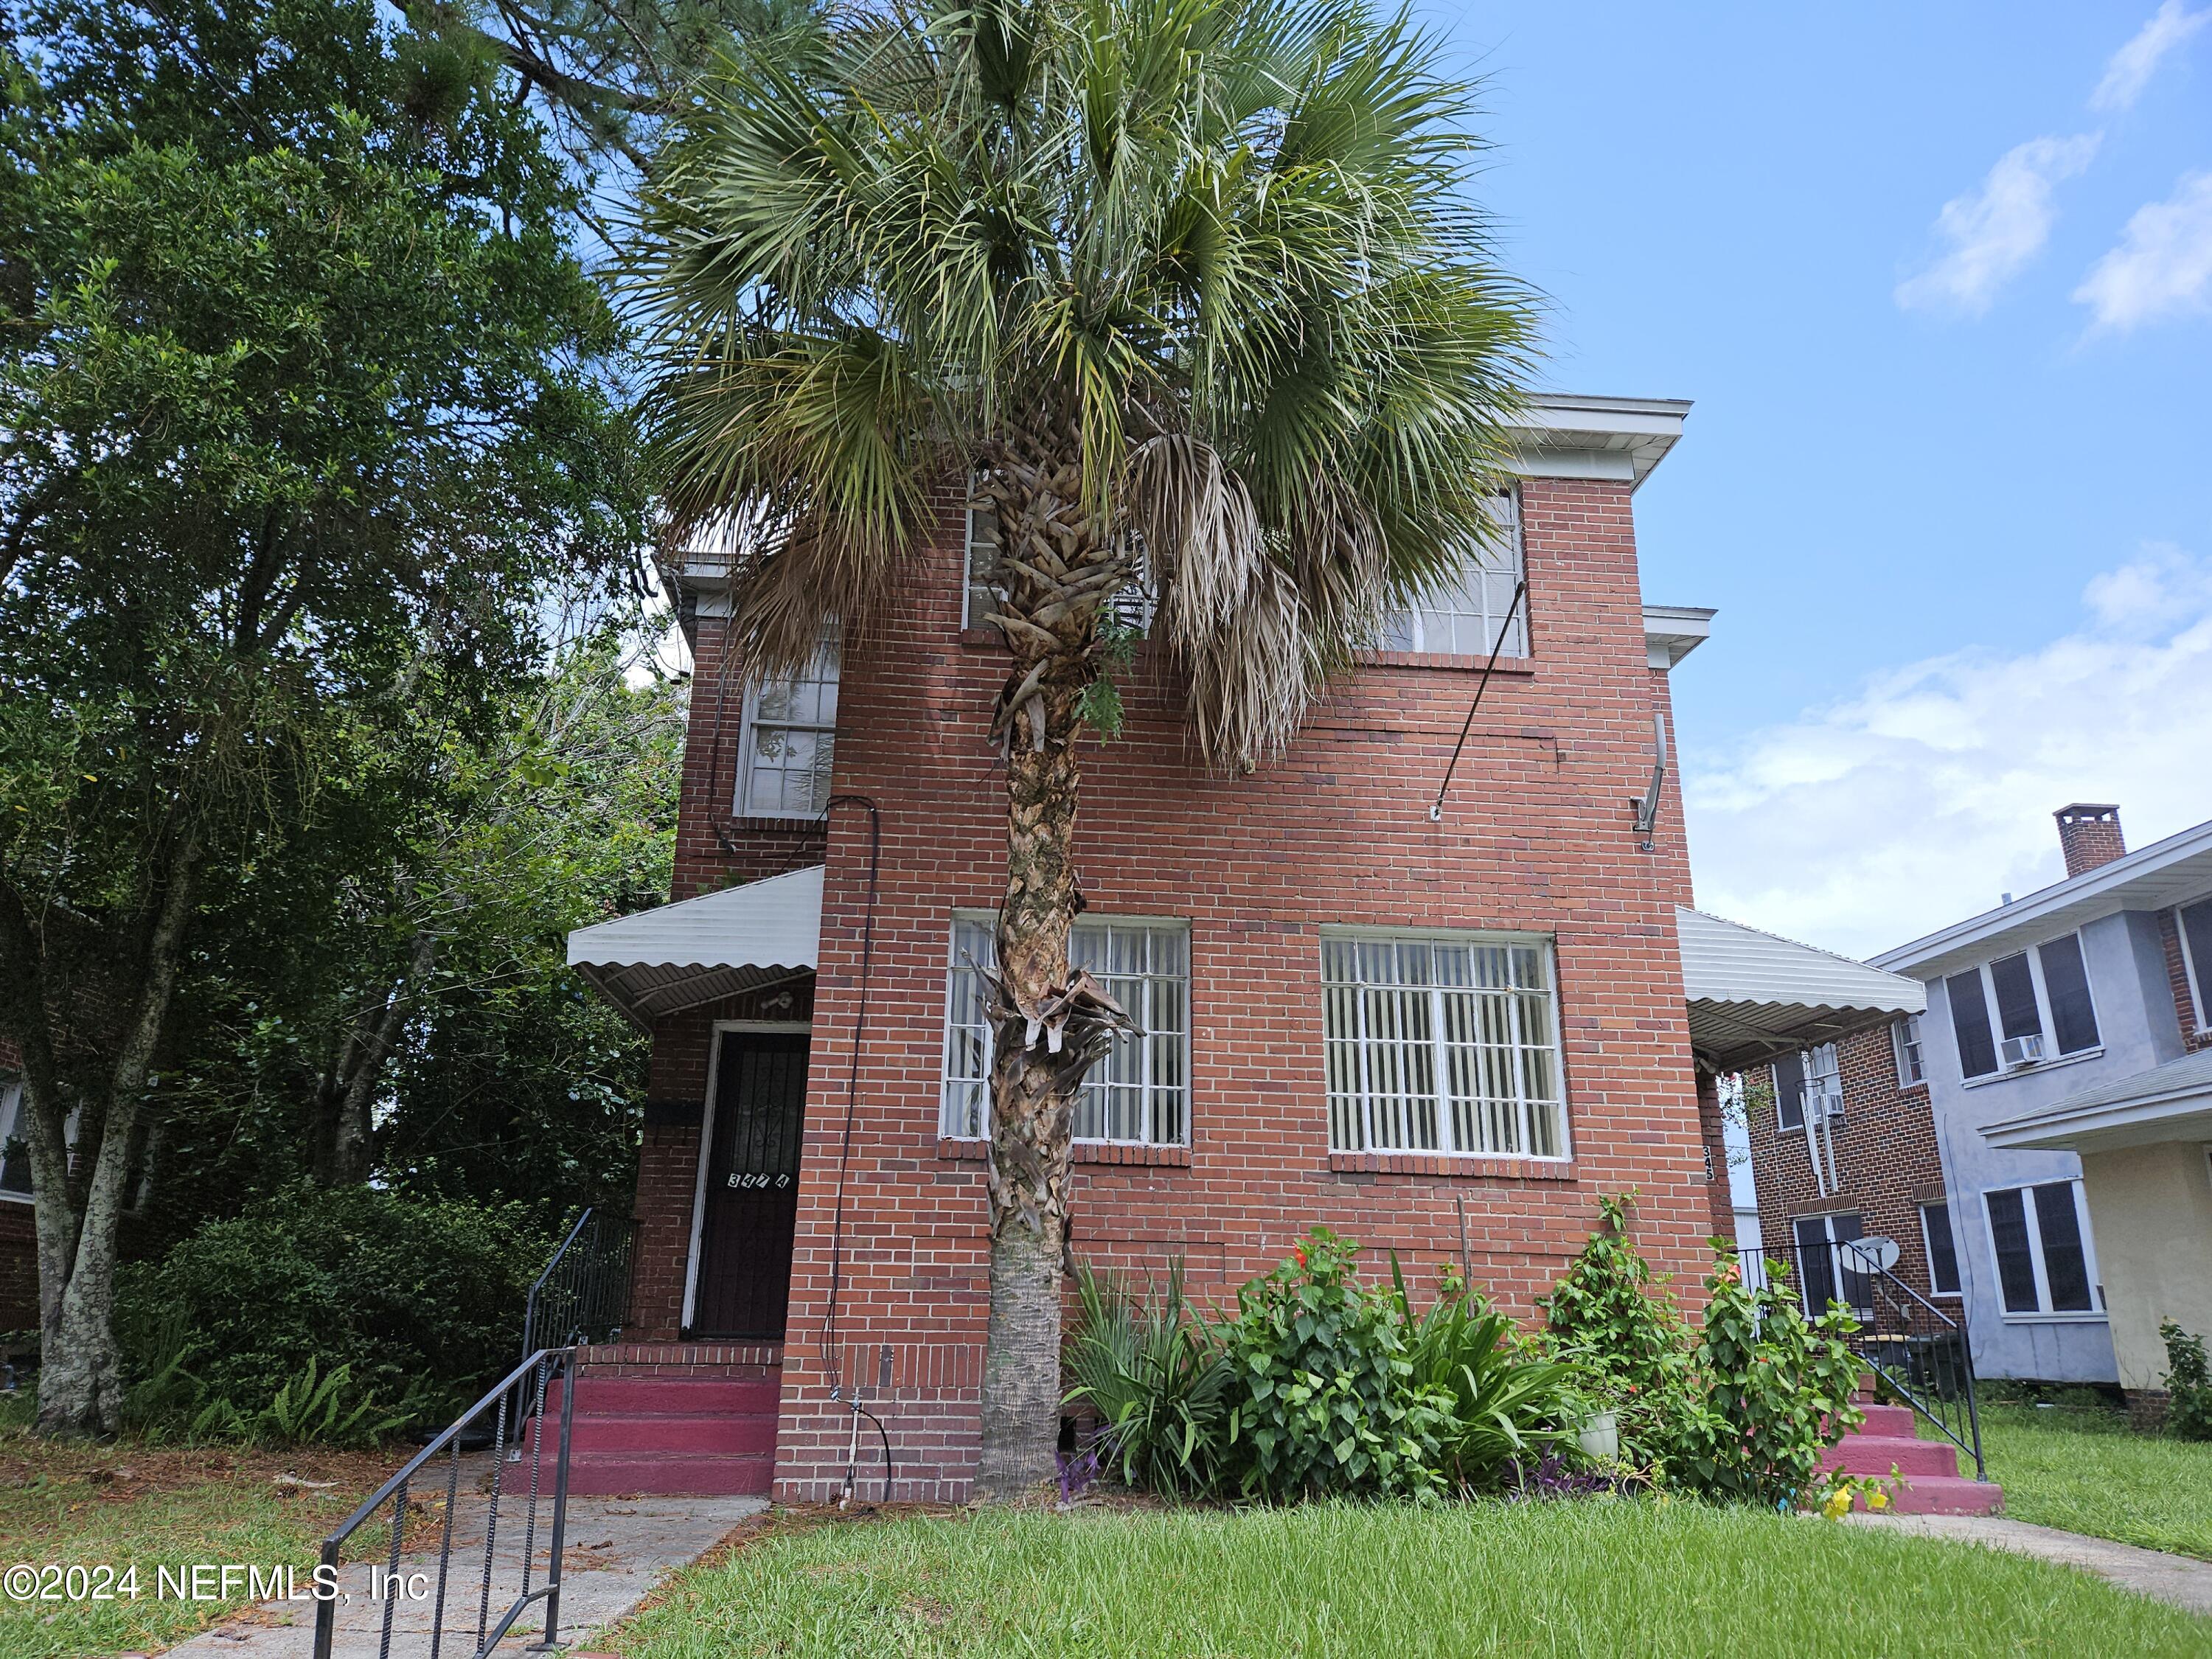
top-left (2055, 804), bottom-right (2126, 877)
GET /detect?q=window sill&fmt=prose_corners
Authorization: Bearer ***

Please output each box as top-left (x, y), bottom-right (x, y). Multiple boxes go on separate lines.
top-left (1327, 1150), bottom-right (1576, 1181)
top-left (1959, 1047), bottom-right (2104, 1088)
top-left (936, 1138), bottom-right (1193, 1167)
top-left (1354, 650), bottom-right (1536, 675)
top-left (724, 813), bottom-right (830, 835)
top-left (1994, 1310), bottom-right (2109, 1324)
top-left (0, 1189), bottom-right (32, 1207)
top-left (958, 627), bottom-right (1006, 651)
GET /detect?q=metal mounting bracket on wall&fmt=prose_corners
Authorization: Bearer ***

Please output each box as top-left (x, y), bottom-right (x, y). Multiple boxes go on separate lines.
top-left (1630, 711), bottom-right (1669, 849)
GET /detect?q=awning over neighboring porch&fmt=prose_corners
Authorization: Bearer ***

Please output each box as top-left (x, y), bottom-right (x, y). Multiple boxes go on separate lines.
top-left (1982, 1046), bottom-right (2212, 1152)
top-left (1676, 905), bottom-right (1925, 1074)
top-left (567, 864), bottom-right (823, 1028)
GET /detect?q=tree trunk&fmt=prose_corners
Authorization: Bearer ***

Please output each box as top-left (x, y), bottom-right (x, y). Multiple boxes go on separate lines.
top-left (316, 928), bottom-right (437, 1185)
top-left (970, 429), bottom-right (1130, 1501)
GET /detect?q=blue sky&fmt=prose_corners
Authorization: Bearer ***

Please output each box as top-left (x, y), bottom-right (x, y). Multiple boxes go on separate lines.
top-left (1421, 1), bottom-right (2212, 956)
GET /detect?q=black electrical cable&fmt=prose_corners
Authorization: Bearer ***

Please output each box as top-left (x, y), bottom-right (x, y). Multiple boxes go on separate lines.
top-left (1427, 579), bottom-right (1528, 822)
top-left (818, 795), bottom-right (882, 1465)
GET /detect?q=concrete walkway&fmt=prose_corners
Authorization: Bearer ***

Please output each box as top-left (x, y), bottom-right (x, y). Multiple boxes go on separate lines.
top-left (164, 1489), bottom-right (764, 1658)
top-left (1846, 1512), bottom-right (2212, 1618)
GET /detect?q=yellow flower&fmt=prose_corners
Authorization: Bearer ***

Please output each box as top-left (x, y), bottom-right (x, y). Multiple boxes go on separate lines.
top-left (1868, 1490), bottom-right (1891, 1513)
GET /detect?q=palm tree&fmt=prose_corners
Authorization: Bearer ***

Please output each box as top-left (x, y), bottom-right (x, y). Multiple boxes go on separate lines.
top-left (629, 0), bottom-right (1537, 1498)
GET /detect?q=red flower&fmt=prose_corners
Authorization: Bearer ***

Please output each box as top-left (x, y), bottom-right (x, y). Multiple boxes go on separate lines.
top-left (1292, 1245), bottom-right (1309, 1269)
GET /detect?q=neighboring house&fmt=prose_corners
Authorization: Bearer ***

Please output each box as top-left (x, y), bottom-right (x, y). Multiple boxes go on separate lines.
top-left (1868, 805), bottom-right (2212, 1394)
top-left (1745, 1015), bottom-right (1956, 1318)
top-left (563, 394), bottom-right (1922, 1500)
top-left (0, 1040), bottom-right (35, 1336)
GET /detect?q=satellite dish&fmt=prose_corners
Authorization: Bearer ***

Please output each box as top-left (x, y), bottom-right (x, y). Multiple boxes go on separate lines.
top-left (1844, 1236), bottom-right (1900, 1273)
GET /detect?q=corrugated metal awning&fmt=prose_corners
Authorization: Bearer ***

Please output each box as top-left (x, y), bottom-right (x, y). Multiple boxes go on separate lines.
top-left (1677, 906), bottom-right (1925, 1074)
top-left (567, 864), bottom-right (822, 1028)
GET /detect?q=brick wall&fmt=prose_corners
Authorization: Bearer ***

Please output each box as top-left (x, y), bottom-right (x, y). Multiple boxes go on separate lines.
top-left (649, 473), bottom-right (1722, 1502)
top-left (2156, 908), bottom-right (2212, 1054)
top-left (1745, 1023), bottom-right (1950, 1304)
top-left (0, 1034), bottom-right (32, 1335)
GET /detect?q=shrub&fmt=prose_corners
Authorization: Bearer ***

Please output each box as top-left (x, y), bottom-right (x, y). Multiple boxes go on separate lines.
top-left (1215, 1228), bottom-right (1453, 1501)
top-left (1537, 1193), bottom-right (1699, 1474)
top-left (117, 1184), bottom-right (552, 1436)
top-left (1063, 1262), bottom-right (1231, 1497)
top-left (1391, 1259), bottom-right (1579, 1490)
top-left (1672, 1258), bottom-right (1863, 1506)
top-left (2159, 1319), bottom-right (2212, 1441)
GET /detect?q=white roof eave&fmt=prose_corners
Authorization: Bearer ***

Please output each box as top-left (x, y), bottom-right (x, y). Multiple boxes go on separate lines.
top-left (567, 864), bottom-right (824, 1026)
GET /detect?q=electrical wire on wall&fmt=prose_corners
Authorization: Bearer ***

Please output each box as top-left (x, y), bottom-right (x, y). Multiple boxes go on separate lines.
top-left (816, 793), bottom-right (894, 1504)
top-left (1427, 580), bottom-right (1528, 822)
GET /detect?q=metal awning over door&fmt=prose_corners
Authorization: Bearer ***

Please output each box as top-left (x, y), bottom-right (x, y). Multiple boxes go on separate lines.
top-left (1676, 905), bottom-right (1925, 1073)
top-left (566, 864), bottom-right (823, 1027)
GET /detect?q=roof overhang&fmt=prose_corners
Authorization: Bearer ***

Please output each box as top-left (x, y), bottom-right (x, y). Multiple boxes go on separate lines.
top-left (1872, 817), bottom-right (2212, 981)
top-left (1982, 1048), bottom-right (2212, 1153)
top-left (1644, 605), bottom-right (1716, 670)
top-left (1509, 394), bottom-right (1691, 490)
top-left (567, 864), bottom-right (823, 1028)
top-left (1677, 906), bottom-right (1926, 1074)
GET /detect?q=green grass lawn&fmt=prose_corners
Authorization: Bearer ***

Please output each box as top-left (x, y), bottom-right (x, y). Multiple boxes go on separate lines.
top-left (1967, 1399), bottom-right (2212, 1561)
top-left (0, 1397), bottom-right (386, 1659)
top-left (610, 1500), bottom-right (2212, 1658)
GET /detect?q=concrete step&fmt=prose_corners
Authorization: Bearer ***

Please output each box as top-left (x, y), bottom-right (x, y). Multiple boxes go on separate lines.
top-left (1853, 1473), bottom-right (2005, 1515)
top-left (1851, 1404), bottom-right (1919, 1437)
top-left (554, 1377), bottom-right (783, 1417)
top-left (568, 1411), bottom-right (778, 1457)
top-left (1820, 1434), bottom-right (1963, 1479)
top-left (566, 1452), bottom-right (775, 1497)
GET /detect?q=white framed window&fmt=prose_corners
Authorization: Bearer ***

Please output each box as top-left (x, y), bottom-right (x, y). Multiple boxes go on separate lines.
top-left (1982, 1180), bottom-right (2103, 1318)
top-left (0, 1077), bottom-right (29, 1201)
top-left (2177, 896), bottom-right (2212, 1030)
top-left (1380, 491), bottom-right (1527, 658)
top-left (1321, 931), bottom-right (1567, 1160)
top-left (940, 915), bottom-right (1189, 1146)
top-left (1919, 1199), bottom-right (1962, 1296)
top-left (1892, 1014), bottom-right (1926, 1088)
top-left (1773, 1043), bottom-right (1842, 1131)
top-left (736, 630), bottom-right (841, 819)
top-left (1943, 931), bottom-right (2101, 1081)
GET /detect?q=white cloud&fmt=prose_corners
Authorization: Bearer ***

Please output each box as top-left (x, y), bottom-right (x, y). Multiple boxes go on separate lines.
top-left (1895, 135), bottom-right (2101, 316)
top-left (2092, 1), bottom-right (2211, 112)
top-left (2073, 170), bottom-right (2212, 331)
top-left (1686, 546), bottom-right (2212, 961)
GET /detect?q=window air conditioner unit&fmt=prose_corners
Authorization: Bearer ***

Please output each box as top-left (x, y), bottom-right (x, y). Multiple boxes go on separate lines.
top-left (2000, 1033), bottom-right (2047, 1068)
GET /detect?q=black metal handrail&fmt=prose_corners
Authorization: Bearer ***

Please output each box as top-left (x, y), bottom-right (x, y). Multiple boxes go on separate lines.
top-left (523, 1208), bottom-right (632, 1360)
top-left (314, 1347), bottom-right (577, 1659)
top-left (1838, 1241), bottom-right (1986, 1482)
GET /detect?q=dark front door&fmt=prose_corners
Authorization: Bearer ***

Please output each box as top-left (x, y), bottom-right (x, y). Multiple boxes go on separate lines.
top-left (692, 1030), bottom-right (809, 1340)
top-left (1793, 1211), bottom-right (1868, 1319)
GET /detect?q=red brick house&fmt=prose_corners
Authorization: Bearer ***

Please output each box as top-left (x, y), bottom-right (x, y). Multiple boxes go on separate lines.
top-left (561, 394), bottom-right (1919, 1500)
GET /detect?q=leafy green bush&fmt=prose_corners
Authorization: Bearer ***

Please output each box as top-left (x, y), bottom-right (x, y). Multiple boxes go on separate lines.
top-left (2158, 1319), bottom-right (2212, 1440)
top-left (1537, 1193), bottom-right (1700, 1474)
top-left (1672, 1258), bottom-right (1863, 1506)
top-left (1214, 1228), bottom-right (1454, 1500)
top-left (1064, 1262), bottom-right (1231, 1497)
top-left (1391, 1258), bottom-right (1578, 1489)
top-left (117, 1184), bottom-right (551, 1437)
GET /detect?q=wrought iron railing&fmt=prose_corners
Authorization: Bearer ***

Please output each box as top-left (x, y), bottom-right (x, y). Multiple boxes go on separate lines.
top-left (1838, 1241), bottom-right (1985, 1481)
top-left (314, 1348), bottom-right (577, 1659)
top-left (523, 1207), bottom-right (633, 1359)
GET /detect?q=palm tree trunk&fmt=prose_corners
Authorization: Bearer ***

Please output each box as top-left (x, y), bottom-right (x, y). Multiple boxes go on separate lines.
top-left (971, 428), bottom-right (1124, 1500)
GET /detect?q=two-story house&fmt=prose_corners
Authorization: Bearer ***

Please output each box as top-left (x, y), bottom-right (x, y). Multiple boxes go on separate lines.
top-left (1874, 807), bottom-right (2212, 1409)
top-left (561, 394), bottom-right (1926, 1500)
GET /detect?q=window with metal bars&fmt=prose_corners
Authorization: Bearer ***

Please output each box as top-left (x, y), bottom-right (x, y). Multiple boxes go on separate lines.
top-left (940, 916), bottom-right (1189, 1145)
top-left (1321, 932), bottom-right (1567, 1159)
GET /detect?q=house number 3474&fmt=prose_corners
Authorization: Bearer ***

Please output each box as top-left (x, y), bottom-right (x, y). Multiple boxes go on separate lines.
top-left (727, 1172), bottom-right (792, 1189)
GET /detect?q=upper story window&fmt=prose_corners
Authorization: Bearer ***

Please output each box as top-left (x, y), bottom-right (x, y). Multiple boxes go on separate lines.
top-left (2177, 896), bottom-right (2212, 1030)
top-left (1892, 1014), bottom-right (1927, 1088)
top-left (1919, 1200), bottom-right (1962, 1296)
top-left (1983, 1180), bottom-right (2101, 1318)
top-left (0, 1076), bottom-right (29, 1200)
top-left (1944, 931), bottom-right (2101, 1081)
top-left (1321, 931), bottom-right (1567, 1160)
top-left (941, 915), bottom-right (1189, 1147)
top-left (1379, 491), bottom-right (1527, 658)
top-left (1773, 1042), bottom-right (1842, 1130)
top-left (737, 631), bottom-right (841, 820)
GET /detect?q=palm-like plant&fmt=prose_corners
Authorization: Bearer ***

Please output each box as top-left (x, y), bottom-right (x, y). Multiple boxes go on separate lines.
top-left (630, 0), bottom-right (1537, 1496)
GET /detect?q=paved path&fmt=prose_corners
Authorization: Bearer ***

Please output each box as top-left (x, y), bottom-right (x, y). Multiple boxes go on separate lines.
top-left (1846, 1512), bottom-right (2212, 1618)
top-left (164, 1490), bottom-right (763, 1658)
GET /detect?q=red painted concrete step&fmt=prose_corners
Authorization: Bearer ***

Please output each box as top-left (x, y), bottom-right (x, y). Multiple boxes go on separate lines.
top-left (557, 1377), bottom-right (782, 1416)
top-left (565, 1453), bottom-right (775, 1496)
top-left (548, 1372), bottom-right (784, 1495)
top-left (1823, 1402), bottom-right (2003, 1515)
